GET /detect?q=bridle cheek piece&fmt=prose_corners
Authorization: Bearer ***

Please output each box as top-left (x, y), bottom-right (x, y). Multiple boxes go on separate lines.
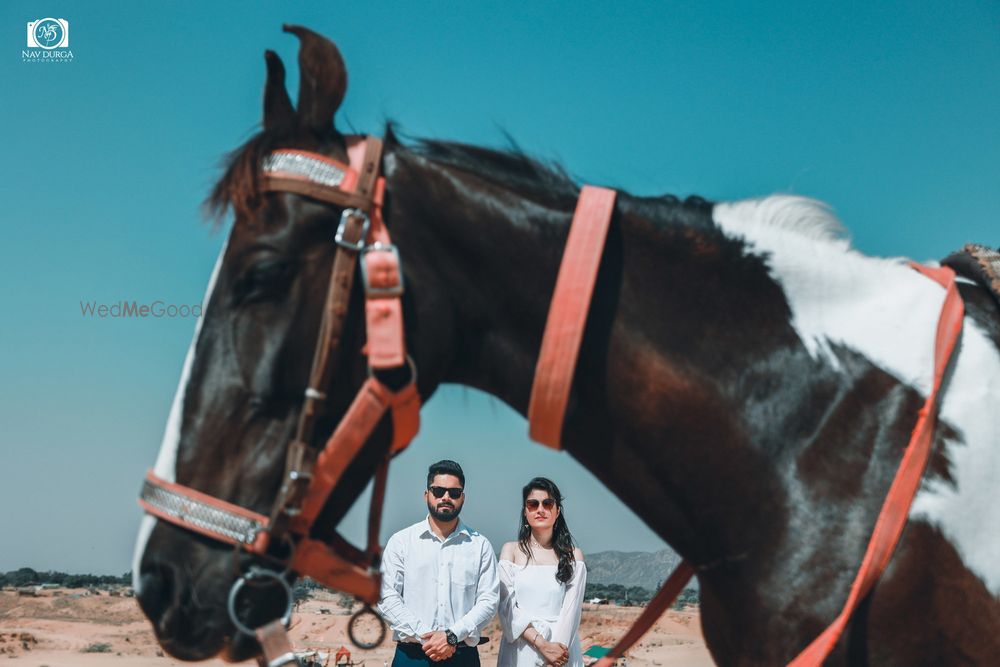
top-left (138, 137), bottom-right (419, 652)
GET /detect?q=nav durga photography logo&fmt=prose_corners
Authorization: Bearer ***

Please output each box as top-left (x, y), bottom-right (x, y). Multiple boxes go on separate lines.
top-left (27, 18), bottom-right (68, 48)
top-left (23, 17), bottom-right (73, 63)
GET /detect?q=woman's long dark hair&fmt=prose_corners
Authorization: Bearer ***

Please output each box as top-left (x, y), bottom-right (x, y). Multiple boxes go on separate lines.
top-left (518, 477), bottom-right (576, 583)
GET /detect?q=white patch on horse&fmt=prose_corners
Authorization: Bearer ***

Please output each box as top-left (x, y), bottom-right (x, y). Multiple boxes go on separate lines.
top-left (132, 237), bottom-right (230, 591)
top-left (714, 196), bottom-right (1000, 594)
top-left (911, 319), bottom-right (1000, 594)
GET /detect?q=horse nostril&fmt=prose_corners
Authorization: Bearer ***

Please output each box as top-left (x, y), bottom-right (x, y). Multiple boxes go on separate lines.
top-left (137, 561), bottom-right (181, 638)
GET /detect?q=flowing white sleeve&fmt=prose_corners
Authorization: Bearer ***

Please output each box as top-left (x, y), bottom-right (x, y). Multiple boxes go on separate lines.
top-left (498, 560), bottom-right (534, 642)
top-left (551, 561), bottom-right (587, 647)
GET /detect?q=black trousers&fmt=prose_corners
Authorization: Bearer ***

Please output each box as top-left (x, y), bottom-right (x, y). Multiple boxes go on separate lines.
top-left (392, 642), bottom-right (480, 667)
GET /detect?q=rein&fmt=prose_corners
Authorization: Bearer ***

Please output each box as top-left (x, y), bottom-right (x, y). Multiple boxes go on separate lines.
top-left (137, 139), bottom-right (965, 666)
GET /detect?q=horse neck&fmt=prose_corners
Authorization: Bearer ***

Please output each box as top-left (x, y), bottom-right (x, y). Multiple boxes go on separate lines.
top-left (381, 158), bottom-right (979, 660)
top-left (384, 144), bottom-right (787, 554)
top-left (385, 146), bottom-right (571, 412)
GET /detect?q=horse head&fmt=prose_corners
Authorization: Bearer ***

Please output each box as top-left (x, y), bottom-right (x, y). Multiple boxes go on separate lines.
top-left (132, 26), bottom-right (438, 661)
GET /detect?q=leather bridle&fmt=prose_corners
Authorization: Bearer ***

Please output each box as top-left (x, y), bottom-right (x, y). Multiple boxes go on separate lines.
top-left (138, 141), bottom-right (966, 667)
top-left (139, 135), bottom-right (418, 663)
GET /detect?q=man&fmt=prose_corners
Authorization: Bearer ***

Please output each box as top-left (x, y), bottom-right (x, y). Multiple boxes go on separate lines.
top-left (378, 460), bottom-right (499, 667)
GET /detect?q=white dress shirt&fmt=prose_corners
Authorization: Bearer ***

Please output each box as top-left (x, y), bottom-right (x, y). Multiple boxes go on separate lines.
top-left (378, 516), bottom-right (500, 646)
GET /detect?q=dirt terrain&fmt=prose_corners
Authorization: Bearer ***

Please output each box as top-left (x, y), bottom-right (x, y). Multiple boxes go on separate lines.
top-left (0, 589), bottom-right (712, 666)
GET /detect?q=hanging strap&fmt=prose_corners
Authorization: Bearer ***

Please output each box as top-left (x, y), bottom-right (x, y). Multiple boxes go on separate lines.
top-left (594, 561), bottom-right (696, 667)
top-left (528, 186), bottom-right (616, 448)
top-left (294, 379), bottom-right (420, 531)
top-left (591, 264), bottom-right (963, 667)
top-left (788, 263), bottom-right (964, 665)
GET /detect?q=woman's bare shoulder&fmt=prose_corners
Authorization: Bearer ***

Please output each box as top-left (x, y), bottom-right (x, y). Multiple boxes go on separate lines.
top-left (573, 547), bottom-right (585, 561)
top-left (499, 541), bottom-right (519, 561)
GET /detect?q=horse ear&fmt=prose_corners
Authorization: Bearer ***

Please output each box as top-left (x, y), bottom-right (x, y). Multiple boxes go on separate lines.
top-left (283, 24), bottom-right (347, 133)
top-left (263, 50), bottom-right (295, 131)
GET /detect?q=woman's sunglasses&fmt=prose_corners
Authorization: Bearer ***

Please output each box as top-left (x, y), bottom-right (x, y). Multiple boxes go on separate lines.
top-left (525, 498), bottom-right (557, 511)
top-left (429, 486), bottom-right (463, 500)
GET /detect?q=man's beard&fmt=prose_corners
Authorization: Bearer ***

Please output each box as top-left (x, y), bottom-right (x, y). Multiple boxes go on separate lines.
top-left (427, 498), bottom-right (461, 522)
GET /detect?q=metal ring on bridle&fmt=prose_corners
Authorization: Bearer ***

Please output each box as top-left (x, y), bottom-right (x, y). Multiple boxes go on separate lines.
top-left (368, 354), bottom-right (418, 386)
top-left (347, 604), bottom-right (387, 649)
top-left (226, 567), bottom-right (294, 637)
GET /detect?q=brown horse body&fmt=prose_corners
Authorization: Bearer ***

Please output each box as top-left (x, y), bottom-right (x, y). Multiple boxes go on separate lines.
top-left (134, 26), bottom-right (1000, 665)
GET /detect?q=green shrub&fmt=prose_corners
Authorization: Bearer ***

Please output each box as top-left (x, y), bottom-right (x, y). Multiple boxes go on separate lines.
top-left (81, 643), bottom-right (112, 653)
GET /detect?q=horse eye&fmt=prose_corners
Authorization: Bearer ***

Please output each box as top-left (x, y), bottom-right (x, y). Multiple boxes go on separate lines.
top-left (235, 258), bottom-right (293, 304)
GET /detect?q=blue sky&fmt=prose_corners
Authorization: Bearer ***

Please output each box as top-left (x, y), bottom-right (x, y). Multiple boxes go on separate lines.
top-left (1, 2), bottom-right (998, 574)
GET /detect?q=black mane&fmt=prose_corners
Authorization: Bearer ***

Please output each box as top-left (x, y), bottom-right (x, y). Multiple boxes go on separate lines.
top-left (400, 132), bottom-right (579, 211)
top-left (391, 127), bottom-right (714, 227)
top-left (207, 123), bottom-right (714, 229)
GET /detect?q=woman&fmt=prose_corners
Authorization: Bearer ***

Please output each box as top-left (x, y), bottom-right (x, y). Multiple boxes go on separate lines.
top-left (498, 478), bottom-right (587, 667)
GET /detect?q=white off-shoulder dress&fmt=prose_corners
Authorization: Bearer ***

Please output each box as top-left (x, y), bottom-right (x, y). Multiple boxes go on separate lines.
top-left (497, 559), bottom-right (587, 667)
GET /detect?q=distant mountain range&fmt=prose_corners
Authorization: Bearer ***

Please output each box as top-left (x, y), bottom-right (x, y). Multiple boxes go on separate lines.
top-left (584, 549), bottom-right (689, 591)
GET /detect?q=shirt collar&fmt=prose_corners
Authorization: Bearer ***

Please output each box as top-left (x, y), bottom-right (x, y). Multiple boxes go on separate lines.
top-left (420, 515), bottom-right (471, 542)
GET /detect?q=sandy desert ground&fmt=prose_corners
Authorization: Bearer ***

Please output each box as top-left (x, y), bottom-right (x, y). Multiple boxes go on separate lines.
top-left (0, 588), bottom-right (712, 667)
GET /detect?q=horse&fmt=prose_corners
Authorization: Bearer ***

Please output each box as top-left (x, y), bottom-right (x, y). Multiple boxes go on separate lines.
top-left (132, 25), bottom-right (1000, 666)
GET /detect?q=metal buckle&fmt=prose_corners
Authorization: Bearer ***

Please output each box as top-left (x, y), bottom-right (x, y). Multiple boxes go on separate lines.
top-left (335, 209), bottom-right (370, 252)
top-left (360, 243), bottom-right (405, 298)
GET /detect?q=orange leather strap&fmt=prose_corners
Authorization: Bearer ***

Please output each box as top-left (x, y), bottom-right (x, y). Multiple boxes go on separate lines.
top-left (293, 378), bottom-right (420, 529)
top-left (589, 264), bottom-right (962, 667)
top-left (292, 538), bottom-right (382, 604)
top-left (788, 263), bottom-right (964, 665)
top-left (388, 382), bottom-right (421, 453)
top-left (297, 379), bottom-right (394, 529)
top-left (363, 245), bottom-right (407, 369)
top-left (363, 175), bottom-right (408, 370)
top-left (594, 560), bottom-right (696, 667)
top-left (288, 381), bottom-right (418, 604)
top-left (528, 186), bottom-right (616, 449)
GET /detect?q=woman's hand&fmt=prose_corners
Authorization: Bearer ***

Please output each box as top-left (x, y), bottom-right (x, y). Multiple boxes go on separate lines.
top-left (537, 639), bottom-right (569, 667)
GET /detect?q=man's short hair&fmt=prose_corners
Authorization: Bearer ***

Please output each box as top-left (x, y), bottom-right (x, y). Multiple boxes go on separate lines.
top-left (427, 460), bottom-right (465, 488)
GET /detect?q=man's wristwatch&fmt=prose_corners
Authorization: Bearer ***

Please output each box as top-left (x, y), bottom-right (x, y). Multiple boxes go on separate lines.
top-left (445, 630), bottom-right (459, 646)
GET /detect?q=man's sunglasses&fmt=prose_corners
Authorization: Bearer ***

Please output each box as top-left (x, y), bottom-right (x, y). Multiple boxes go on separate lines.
top-left (525, 498), bottom-right (557, 511)
top-left (429, 486), bottom-right (464, 500)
